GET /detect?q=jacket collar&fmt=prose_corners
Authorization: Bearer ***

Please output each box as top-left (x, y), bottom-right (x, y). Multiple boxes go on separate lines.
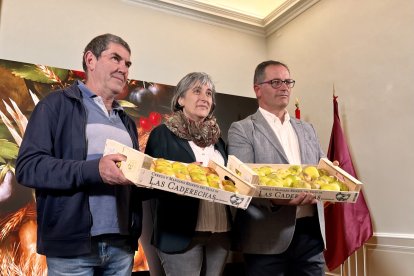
top-left (176, 138), bottom-right (197, 161)
top-left (251, 109), bottom-right (289, 163)
top-left (251, 109), bottom-right (307, 164)
top-left (63, 81), bottom-right (83, 100)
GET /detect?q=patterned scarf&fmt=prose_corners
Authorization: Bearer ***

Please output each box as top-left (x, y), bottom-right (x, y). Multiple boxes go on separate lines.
top-left (164, 111), bottom-right (221, 147)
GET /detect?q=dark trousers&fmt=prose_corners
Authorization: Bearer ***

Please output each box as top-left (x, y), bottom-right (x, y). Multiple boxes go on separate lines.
top-left (244, 216), bottom-right (325, 276)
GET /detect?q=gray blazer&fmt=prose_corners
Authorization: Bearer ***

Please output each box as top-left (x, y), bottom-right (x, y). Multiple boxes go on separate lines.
top-left (228, 109), bottom-right (326, 254)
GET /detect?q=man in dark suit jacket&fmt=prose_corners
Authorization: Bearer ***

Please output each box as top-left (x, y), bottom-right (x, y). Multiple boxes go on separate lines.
top-left (228, 60), bottom-right (326, 276)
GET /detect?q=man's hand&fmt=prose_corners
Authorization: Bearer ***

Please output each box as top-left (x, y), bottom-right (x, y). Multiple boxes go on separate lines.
top-left (99, 154), bottom-right (133, 185)
top-left (270, 192), bottom-right (318, 206)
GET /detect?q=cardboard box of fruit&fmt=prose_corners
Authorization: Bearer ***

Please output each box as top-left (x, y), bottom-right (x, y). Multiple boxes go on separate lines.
top-left (103, 139), bottom-right (256, 209)
top-left (227, 155), bottom-right (362, 203)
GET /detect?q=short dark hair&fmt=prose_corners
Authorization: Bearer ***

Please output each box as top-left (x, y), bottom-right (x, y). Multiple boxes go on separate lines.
top-left (82, 33), bottom-right (131, 72)
top-left (254, 60), bottom-right (290, 84)
top-left (171, 72), bottom-right (216, 116)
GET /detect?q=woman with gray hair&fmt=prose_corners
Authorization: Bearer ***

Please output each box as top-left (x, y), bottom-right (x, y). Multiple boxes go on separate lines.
top-left (145, 72), bottom-right (230, 276)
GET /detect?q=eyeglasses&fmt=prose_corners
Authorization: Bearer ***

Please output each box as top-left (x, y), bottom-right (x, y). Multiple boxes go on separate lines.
top-left (257, 79), bottom-right (295, 89)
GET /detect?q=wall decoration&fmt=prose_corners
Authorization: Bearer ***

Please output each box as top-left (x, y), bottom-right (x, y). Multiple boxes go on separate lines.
top-left (0, 58), bottom-right (257, 275)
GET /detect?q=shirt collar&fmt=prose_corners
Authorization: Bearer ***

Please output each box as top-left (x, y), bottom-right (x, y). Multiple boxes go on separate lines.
top-left (77, 80), bottom-right (95, 98)
top-left (77, 80), bottom-right (123, 112)
top-left (259, 107), bottom-right (291, 124)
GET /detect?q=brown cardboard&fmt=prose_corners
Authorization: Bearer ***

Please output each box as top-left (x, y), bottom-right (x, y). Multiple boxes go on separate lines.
top-left (103, 138), bottom-right (153, 184)
top-left (103, 139), bottom-right (255, 209)
top-left (227, 155), bottom-right (362, 203)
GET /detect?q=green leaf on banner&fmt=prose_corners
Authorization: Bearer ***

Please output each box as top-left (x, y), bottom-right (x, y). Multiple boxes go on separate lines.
top-left (0, 60), bottom-right (68, 83)
top-left (50, 67), bottom-right (69, 81)
top-left (0, 139), bottom-right (19, 162)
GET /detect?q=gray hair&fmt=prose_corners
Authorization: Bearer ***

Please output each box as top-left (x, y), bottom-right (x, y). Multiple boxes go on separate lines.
top-left (171, 72), bottom-right (217, 116)
top-left (82, 33), bottom-right (131, 72)
top-left (254, 60), bottom-right (290, 84)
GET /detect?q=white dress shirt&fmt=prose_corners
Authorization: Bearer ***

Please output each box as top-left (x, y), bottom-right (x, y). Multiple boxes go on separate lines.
top-left (259, 107), bottom-right (314, 218)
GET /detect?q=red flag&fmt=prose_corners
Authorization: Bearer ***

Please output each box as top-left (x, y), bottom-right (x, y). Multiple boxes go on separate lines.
top-left (295, 98), bottom-right (300, 119)
top-left (323, 95), bottom-right (373, 271)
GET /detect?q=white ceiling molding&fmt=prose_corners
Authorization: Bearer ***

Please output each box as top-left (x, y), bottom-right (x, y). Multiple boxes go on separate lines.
top-left (124, 0), bottom-right (265, 36)
top-left (264, 0), bottom-right (320, 36)
top-left (124, 0), bottom-right (320, 37)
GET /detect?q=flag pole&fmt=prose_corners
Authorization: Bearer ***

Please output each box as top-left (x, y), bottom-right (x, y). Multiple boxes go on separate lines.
top-left (323, 91), bottom-right (373, 271)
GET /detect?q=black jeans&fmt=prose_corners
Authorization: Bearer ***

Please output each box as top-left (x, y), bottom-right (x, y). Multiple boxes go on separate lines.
top-left (244, 216), bottom-right (325, 276)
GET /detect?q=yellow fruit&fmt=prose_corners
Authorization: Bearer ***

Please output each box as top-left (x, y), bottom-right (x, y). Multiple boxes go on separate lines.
top-left (190, 171), bottom-right (207, 181)
top-left (155, 165), bottom-right (174, 175)
top-left (253, 168), bottom-right (265, 177)
top-left (257, 166), bottom-right (273, 176)
top-left (318, 168), bottom-right (330, 176)
top-left (259, 176), bottom-right (271, 185)
top-left (155, 158), bottom-right (171, 167)
top-left (266, 179), bottom-right (284, 187)
top-left (288, 165), bottom-right (302, 175)
top-left (207, 174), bottom-right (221, 188)
top-left (207, 181), bottom-right (220, 188)
top-left (310, 182), bottom-right (320, 189)
top-left (284, 174), bottom-right (301, 185)
top-left (207, 173), bottom-right (220, 181)
top-left (194, 180), bottom-right (209, 186)
top-left (151, 160), bottom-right (231, 190)
top-left (282, 178), bottom-right (293, 187)
top-left (191, 173), bottom-right (208, 185)
top-left (292, 180), bottom-right (312, 189)
top-left (276, 168), bottom-right (290, 179)
top-left (223, 184), bottom-right (237, 192)
top-left (311, 179), bottom-right (326, 189)
top-left (334, 180), bottom-right (349, 191)
top-left (175, 172), bottom-right (191, 180)
top-left (303, 166), bottom-right (320, 180)
top-left (340, 184), bottom-right (349, 191)
top-left (154, 164), bottom-right (172, 170)
top-left (267, 172), bottom-right (280, 179)
top-left (203, 167), bottom-right (217, 175)
top-left (320, 183), bottom-right (341, 191)
top-left (187, 163), bottom-right (204, 173)
top-left (319, 175), bottom-right (335, 183)
top-left (222, 179), bottom-right (235, 186)
top-left (221, 179), bottom-right (237, 192)
top-left (172, 162), bottom-right (187, 171)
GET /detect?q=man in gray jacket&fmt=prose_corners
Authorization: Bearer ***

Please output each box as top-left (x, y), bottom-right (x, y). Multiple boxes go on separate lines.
top-left (228, 60), bottom-right (326, 276)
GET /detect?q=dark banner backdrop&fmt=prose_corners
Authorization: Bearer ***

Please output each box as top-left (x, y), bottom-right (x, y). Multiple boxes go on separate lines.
top-left (0, 59), bottom-right (257, 275)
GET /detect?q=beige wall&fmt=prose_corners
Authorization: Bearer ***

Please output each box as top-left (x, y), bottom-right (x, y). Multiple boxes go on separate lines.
top-left (267, 0), bottom-right (414, 235)
top-left (267, 0), bottom-right (414, 274)
top-left (0, 0), bottom-right (266, 98)
top-left (1, 0), bottom-right (414, 274)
